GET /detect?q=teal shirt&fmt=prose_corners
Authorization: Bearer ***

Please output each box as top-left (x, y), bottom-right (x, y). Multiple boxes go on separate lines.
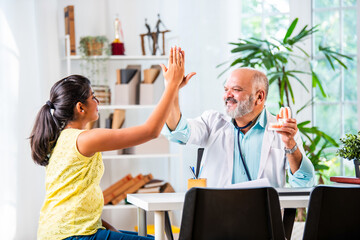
top-left (232, 109), bottom-right (266, 184)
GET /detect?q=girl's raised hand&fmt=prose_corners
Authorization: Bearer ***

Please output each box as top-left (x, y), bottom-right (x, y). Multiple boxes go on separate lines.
top-left (160, 46), bottom-right (185, 87)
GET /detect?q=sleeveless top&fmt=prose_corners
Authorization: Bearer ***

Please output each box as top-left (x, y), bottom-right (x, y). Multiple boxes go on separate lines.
top-left (37, 129), bottom-right (105, 240)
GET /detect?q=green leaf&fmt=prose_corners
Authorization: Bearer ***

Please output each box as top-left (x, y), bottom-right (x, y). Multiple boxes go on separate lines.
top-left (283, 18), bottom-right (298, 43)
top-left (284, 75), bottom-right (295, 104)
top-left (324, 54), bottom-right (335, 70)
top-left (231, 44), bottom-right (261, 53)
top-left (316, 165), bottom-right (330, 170)
top-left (286, 72), bottom-right (309, 92)
top-left (331, 55), bottom-right (348, 69)
top-left (296, 99), bottom-right (314, 114)
top-left (311, 71), bottom-right (327, 97)
top-left (216, 60), bottom-right (230, 68)
top-left (280, 75), bottom-right (285, 104)
top-left (295, 46), bottom-right (310, 57)
top-left (298, 120), bottom-right (311, 128)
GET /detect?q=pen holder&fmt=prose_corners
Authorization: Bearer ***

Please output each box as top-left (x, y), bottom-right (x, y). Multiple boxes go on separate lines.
top-left (187, 178), bottom-right (207, 190)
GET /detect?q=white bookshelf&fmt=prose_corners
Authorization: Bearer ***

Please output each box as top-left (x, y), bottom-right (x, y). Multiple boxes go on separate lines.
top-left (102, 154), bottom-right (179, 160)
top-left (98, 105), bottom-right (156, 110)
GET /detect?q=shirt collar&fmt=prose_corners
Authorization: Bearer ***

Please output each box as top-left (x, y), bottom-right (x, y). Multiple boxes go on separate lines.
top-left (253, 108), bottom-right (267, 129)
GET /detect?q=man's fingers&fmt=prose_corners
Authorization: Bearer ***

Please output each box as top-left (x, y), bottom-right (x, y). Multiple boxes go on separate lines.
top-left (159, 64), bottom-right (167, 74)
top-left (185, 72), bottom-right (196, 81)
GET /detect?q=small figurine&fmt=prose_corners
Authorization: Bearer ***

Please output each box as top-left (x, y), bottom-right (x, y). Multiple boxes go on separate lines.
top-left (140, 14), bottom-right (170, 56)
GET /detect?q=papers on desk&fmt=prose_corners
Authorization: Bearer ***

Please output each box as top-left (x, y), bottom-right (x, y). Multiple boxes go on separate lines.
top-left (224, 179), bottom-right (313, 197)
top-left (224, 178), bottom-right (271, 189)
top-left (276, 187), bottom-right (313, 196)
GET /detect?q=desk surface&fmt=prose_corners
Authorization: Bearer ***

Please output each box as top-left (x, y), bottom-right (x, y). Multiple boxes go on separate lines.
top-left (127, 189), bottom-right (311, 211)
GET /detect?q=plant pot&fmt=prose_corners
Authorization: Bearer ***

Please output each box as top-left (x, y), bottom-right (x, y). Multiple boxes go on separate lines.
top-left (354, 160), bottom-right (360, 178)
top-left (85, 40), bottom-right (104, 56)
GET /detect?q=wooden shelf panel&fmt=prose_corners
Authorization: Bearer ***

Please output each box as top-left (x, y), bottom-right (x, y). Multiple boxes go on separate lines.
top-left (103, 204), bottom-right (136, 210)
top-left (98, 105), bottom-right (155, 110)
top-left (102, 154), bottom-right (179, 160)
top-left (64, 55), bottom-right (168, 60)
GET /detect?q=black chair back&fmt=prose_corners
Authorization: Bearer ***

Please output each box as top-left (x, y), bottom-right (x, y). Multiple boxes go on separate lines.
top-left (303, 185), bottom-right (360, 240)
top-left (179, 187), bottom-right (285, 240)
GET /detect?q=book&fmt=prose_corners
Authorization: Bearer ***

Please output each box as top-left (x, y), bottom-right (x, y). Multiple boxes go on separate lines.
top-left (111, 174), bottom-right (153, 205)
top-left (64, 5), bottom-right (76, 55)
top-left (103, 174), bottom-right (133, 204)
top-left (160, 182), bottom-right (175, 193)
top-left (330, 176), bottom-right (360, 184)
top-left (137, 186), bottom-right (161, 193)
top-left (143, 179), bottom-right (165, 188)
top-left (112, 109), bottom-right (125, 129)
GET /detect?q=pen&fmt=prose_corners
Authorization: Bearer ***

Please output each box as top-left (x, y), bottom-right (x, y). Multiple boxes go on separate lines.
top-left (198, 166), bottom-right (203, 178)
top-left (189, 166), bottom-right (197, 179)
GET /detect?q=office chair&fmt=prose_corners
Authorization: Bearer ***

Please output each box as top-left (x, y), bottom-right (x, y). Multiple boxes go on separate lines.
top-left (179, 187), bottom-right (286, 240)
top-left (303, 185), bottom-right (360, 240)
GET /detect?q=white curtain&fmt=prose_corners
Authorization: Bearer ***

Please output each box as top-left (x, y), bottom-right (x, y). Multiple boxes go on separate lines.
top-left (0, 0), bottom-right (59, 239)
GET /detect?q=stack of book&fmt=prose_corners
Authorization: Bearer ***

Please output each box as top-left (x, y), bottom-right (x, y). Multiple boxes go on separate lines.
top-left (102, 174), bottom-right (175, 205)
top-left (136, 179), bottom-right (175, 194)
top-left (103, 173), bottom-right (153, 205)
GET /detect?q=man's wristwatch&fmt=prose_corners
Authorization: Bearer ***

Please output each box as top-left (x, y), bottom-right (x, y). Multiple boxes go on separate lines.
top-left (284, 143), bottom-right (298, 154)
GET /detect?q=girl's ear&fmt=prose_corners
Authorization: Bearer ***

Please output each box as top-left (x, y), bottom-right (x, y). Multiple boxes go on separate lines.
top-left (75, 102), bottom-right (84, 113)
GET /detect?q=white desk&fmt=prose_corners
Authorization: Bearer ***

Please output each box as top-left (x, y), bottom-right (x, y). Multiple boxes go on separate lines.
top-left (127, 191), bottom-right (310, 240)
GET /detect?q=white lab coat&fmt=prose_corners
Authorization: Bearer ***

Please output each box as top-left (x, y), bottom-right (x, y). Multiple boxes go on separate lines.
top-left (186, 109), bottom-right (312, 188)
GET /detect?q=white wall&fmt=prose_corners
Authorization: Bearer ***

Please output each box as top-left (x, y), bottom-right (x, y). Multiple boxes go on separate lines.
top-left (0, 0), bottom-right (316, 239)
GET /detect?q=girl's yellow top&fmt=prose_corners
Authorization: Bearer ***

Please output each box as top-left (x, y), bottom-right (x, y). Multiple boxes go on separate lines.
top-left (37, 129), bottom-right (105, 240)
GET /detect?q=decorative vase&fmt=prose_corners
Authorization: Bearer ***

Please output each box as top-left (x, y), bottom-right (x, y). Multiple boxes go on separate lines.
top-left (354, 159), bottom-right (360, 178)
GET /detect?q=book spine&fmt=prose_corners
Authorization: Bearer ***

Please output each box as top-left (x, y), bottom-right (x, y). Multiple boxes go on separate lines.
top-left (64, 5), bottom-right (76, 55)
top-left (103, 173), bottom-right (132, 197)
top-left (111, 174), bottom-right (153, 205)
top-left (103, 174), bottom-right (133, 204)
top-left (116, 69), bottom-right (121, 84)
top-left (104, 175), bottom-right (141, 204)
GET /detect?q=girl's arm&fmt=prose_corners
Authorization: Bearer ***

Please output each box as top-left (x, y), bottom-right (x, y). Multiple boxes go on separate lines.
top-left (77, 47), bottom-right (186, 157)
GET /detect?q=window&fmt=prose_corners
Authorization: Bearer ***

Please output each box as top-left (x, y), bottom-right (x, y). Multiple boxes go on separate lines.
top-left (312, 0), bottom-right (358, 176)
top-left (241, 0), bottom-right (290, 113)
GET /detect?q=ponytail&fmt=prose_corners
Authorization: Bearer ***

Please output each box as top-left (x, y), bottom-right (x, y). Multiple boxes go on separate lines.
top-left (29, 103), bottom-right (61, 166)
top-left (29, 75), bottom-right (91, 166)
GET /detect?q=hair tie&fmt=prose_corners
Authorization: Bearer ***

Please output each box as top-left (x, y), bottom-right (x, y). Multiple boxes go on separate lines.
top-left (46, 100), bottom-right (55, 109)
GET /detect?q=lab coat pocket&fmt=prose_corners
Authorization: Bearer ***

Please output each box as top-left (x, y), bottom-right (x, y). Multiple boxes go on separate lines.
top-left (269, 148), bottom-right (286, 169)
top-left (268, 148), bottom-right (286, 186)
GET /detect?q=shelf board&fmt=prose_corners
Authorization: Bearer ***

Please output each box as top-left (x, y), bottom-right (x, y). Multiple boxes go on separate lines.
top-left (103, 204), bottom-right (136, 210)
top-left (64, 55), bottom-right (168, 60)
top-left (98, 105), bottom-right (155, 110)
top-left (102, 153), bottom-right (179, 160)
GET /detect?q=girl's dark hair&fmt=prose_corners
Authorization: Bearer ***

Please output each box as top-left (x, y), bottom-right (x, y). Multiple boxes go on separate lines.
top-left (30, 75), bottom-right (91, 166)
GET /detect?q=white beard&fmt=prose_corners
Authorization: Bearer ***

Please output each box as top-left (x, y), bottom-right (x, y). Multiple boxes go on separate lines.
top-left (225, 94), bottom-right (254, 119)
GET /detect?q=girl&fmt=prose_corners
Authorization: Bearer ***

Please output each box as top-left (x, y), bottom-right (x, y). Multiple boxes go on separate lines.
top-left (30, 47), bottom-right (194, 240)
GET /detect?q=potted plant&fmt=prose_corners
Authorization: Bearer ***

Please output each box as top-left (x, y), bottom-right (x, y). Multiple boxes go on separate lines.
top-left (79, 36), bottom-right (110, 56)
top-left (78, 36), bottom-right (111, 104)
top-left (337, 131), bottom-right (360, 178)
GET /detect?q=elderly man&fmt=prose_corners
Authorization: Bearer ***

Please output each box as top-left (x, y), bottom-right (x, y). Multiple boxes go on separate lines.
top-left (163, 67), bottom-right (315, 188)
